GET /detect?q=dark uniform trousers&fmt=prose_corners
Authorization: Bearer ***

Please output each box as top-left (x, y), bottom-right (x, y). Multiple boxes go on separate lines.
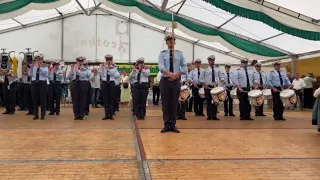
top-left (17, 82), bottom-right (26, 109)
top-left (192, 85), bottom-right (204, 115)
top-left (85, 81), bottom-right (91, 114)
top-left (3, 80), bottom-right (17, 113)
top-left (133, 83), bottom-right (149, 118)
top-left (131, 83), bottom-right (136, 113)
top-left (177, 101), bottom-right (186, 119)
top-left (272, 87), bottom-right (284, 119)
top-left (237, 87), bottom-right (251, 119)
top-left (24, 84), bottom-right (33, 113)
top-left (160, 77), bottom-right (180, 127)
top-left (70, 81), bottom-right (89, 118)
top-left (48, 81), bottom-right (62, 114)
top-left (186, 96), bottom-right (193, 112)
top-left (152, 85), bottom-right (160, 104)
top-left (31, 81), bottom-right (47, 117)
top-left (255, 87), bottom-right (264, 115)
top-left (224, 87), bottom-right (233, 115)
top-left (101, 81), bottom-right (115, 117)
top-left (304, 88), bottom-right (313, 109)
top-left (114, 85), bottom-right (120, 112)
top-left (205, 87), bottom-right (217, 117)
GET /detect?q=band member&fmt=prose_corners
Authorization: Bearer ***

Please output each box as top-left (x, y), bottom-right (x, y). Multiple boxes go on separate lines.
top-left (130, 58), bottom-right (150, 120)
top-left (22, 66), bottom-right (33, 115)
top-left (292, 72), bottom-right (306, 109)
top-left (177, 74), bottom-right (187, 120)
top-left (201, 55), bottom-right (223, 120)
top-left (158, 34), bottom-right (187, 133)
top-left (69, 56), bottom-right (90, 120)
top-left (186, 64), bottom-right (193, 112)
top-left (222, 64), bottom-right (235, 116)
top-left (153, 71), bottom-right (161, 105)
top-left (130, 63), bottom-right (137, 115)
top-left (99, 54), bottom-right (118, 120)
top-left (17, 78), bottom-right (26, 111)
top-left (114, 70), bottom-right (121, 113)
top-left (253, 62), bottom-right (267, 116)
top-left (90, 68), bottom-right (100, 108)
top-left (267, 61), bottom-right (291, 120)
top-left (84, 61), bottom-right (91, 116)
top-left (234, 59), bottom-right (254, 120)
top-left (29, 54), bottom-right (48, 120)
top-left (188, 59), bottom-right (205, 116)
top-left (2, 70), bottom-right (17, 114)
top-left (48, 62), bottom-right (63, 115)
top-left (44, 60), bottom-right (51, 111)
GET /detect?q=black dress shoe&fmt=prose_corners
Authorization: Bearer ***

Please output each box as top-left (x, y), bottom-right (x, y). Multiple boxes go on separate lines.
top-left (56, 112), bottom-right (60, 115)
top-left (161, 126), bottom-right (170, 133)
top-left (78, 117), bottom-right (83, 120)
top-left (2, 111), bottom-right (9, 114)
top-left (33, 116), bottom-right (39, 120)
top-left (224, 114), bottom-right (228, 116)
top-left (9, 111), bottom-right (15, 114)
top-left (181, 117), bottom-right (187, 120)
top-left (40, 117), bottom-right (45, 120)
top-left (260, 114), bottom-right (266, 116)
top-left (318, 128), bottom-right (320, 133)
top-left (229, 114), bottom-right (235, 116)
top-left (212, 117), bottom-right (220, 120)
top-left (170, 126), bottom-right (180, 133)
top-left (49, 112), bottom-right (54, 115)
top-left (85, 113), bottom-right (89, 116)
top-left (26, 112), bottom-right (33, 115)
top-left (116, 109), bottom-right (119, 111)
top-left (207, 117), bottom-right (211, 120)
top-left (109, 116), bottom-right (114, 120)
top-left (74, 117), bottom-right (79, 120)
top-left (312, 120), bottom-right (318, 125)
top-left (102, 116), bottom-right (108, 120)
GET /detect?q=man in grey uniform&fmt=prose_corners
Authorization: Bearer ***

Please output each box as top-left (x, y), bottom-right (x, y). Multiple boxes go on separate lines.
top-left (99, 54), bottom-right (119, 120)
top-left (48, 62), bottom-right (63, 115)
top-left (22, 67), bottom-right (33, 115)
top-left (253, 62), bottom-right (267, 116)
top-left (158, 34), bottom-right (187, 133)
top-left (114, 70), bottom-right (121, 114)
top-left (267, 61), bottom-right (291, 120)
top-left (83, 61), bottom-right (92, 116)
top-left (233, 59), bottom-right (254, 120)
top-left (130, 58), bottom-right (150, 120)
top-left (2, 70), bottom-right (17, 114)
top-left (222, 64), bottom-right (235, 116)
top-left (201, 55), bottom-right (223, 120)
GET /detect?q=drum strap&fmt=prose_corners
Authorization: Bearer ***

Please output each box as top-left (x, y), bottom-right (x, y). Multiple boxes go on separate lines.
top-left (245, 68), bottom-right (250, 88)
top-left (259, 72), bottom-right (263, 86)
top-left (227, 72), bottom-right (230, 84)
top-left (277, 71), bottom-right (283, 86)
top-left (211, 67), bottom-right (215, 83)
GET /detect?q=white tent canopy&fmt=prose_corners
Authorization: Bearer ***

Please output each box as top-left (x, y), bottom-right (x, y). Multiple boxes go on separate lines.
top-left (0, 0), bottom-right (319, 64)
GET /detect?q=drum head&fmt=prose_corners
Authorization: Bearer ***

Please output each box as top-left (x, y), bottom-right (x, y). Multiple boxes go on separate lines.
top-left (210, 86), bottom-right (224, 95)
top-left (262, 89), bottom-right (271, 96)
top-left (199, 87), bottom-right (204, 94)
top-left (248, 89), bottom-right (263, 98)
top-left (280, 89), bottom-right (295, 98)
top-left (181, 85), bottom-right (188, 91)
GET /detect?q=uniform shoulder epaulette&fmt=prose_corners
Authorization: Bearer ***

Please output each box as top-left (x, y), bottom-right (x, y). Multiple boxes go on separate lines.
top-left (161, 50), bottom-right (166, 53)
top-left (175, 50), bottom-right (181, 53)
top-left (237, 68), bottom-right (241, 71)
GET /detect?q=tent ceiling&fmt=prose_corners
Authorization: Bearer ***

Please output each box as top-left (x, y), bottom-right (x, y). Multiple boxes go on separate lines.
top-left (0, 0), bottom-right (320, 62)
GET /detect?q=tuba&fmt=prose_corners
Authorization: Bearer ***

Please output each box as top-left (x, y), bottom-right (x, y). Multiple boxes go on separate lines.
top-left (20, 48), bottom-right (38, 75)
top-left (0, 48), bottom-right (15, 76)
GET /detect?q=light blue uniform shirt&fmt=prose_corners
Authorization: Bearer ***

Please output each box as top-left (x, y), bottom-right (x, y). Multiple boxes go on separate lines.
top-left (48, 68), bottom-right (64, 81)
top-left (114, 71), bottom-right (120, 86)
top-left (28, 66), bottom-right (48, 81)
top-left (68, 68), bottom-right (91, 81)
top-left (130, 69), bottom-right (150, 83)
top-left (158, 49), bottom-right (187, 77)
top-left (188, 68), bottom-right (205, 84)
top-left (83, 69), bottom-right (92, 81)
top-left (222, 71), bottom-right (234, 87)
top-left (233, 67), bottom-right (254, 88)
top-left (267, 70), bottom-right (291, 87)
top-left (98, 66), bottom-right (118, 82)
top-left (253, 71), bottom-right (268, 86)
top-left (201, 66), bottom-right (224, 86)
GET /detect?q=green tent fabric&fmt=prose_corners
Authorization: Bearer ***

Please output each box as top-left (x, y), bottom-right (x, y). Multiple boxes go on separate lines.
top-left (108, 0), bottom-right (287, 57)
top-left (205, 0), bottom-right (320, 41)
top-left (0, 0), bottom-right (60, 14)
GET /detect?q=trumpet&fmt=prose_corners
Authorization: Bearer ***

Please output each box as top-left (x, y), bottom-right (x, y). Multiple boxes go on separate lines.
top-left (0, 48), bottom-right (15, 76)
top-left (20, 48), bottom-right (38, 75)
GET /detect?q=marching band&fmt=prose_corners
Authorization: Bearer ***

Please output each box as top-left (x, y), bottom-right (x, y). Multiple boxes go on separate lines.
top-left (0, 40), bottom-right (297, 133)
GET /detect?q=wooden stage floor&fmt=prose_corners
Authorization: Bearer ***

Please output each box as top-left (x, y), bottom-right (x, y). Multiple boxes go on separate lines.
top-left (0, 105), bottom-right (319, 179)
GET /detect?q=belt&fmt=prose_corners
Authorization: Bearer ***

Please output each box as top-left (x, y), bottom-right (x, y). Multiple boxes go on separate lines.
top-left (31, 80), bottom-right (46, 83)
top-left (134, 82), bottom-right (148, 84)
top-left (50, 81), bottom-right (61, 83)
top-left (208, 85), bottom-right (215, 88)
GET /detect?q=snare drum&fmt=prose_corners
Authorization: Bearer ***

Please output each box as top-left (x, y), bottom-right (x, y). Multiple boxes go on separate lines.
top-left (179, 85), bottom-right (191, 101)
top-left (230, 88), bottom-right (237, 99)
top-left (248, 89), bottom-right (264, 106)
top-left (262, 89), bottom-right (272, 99)
top-left (198, 87), bottom-right (205, 99)
top-left (210, 87), bottom-right (227, 104)
top-left (280, 89), bottom-right (296, 107)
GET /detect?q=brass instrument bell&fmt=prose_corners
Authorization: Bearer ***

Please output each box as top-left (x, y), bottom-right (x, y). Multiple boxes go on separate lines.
top-left (0, 48), bottom-right (15, 75)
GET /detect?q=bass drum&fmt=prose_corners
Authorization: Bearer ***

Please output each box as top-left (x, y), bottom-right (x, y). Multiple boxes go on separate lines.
top-left (198, 87), bottom-right (205, 99)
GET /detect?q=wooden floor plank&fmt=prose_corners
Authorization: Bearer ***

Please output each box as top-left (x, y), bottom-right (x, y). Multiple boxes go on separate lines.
top-left (149, 160), bottom-right (320, 180)
top-left (0, 129), bottom-right (136, 161)
top-left (0, 162), bottom-right (139, 180)
top-left (140, 129), bottom-right (320, 159)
